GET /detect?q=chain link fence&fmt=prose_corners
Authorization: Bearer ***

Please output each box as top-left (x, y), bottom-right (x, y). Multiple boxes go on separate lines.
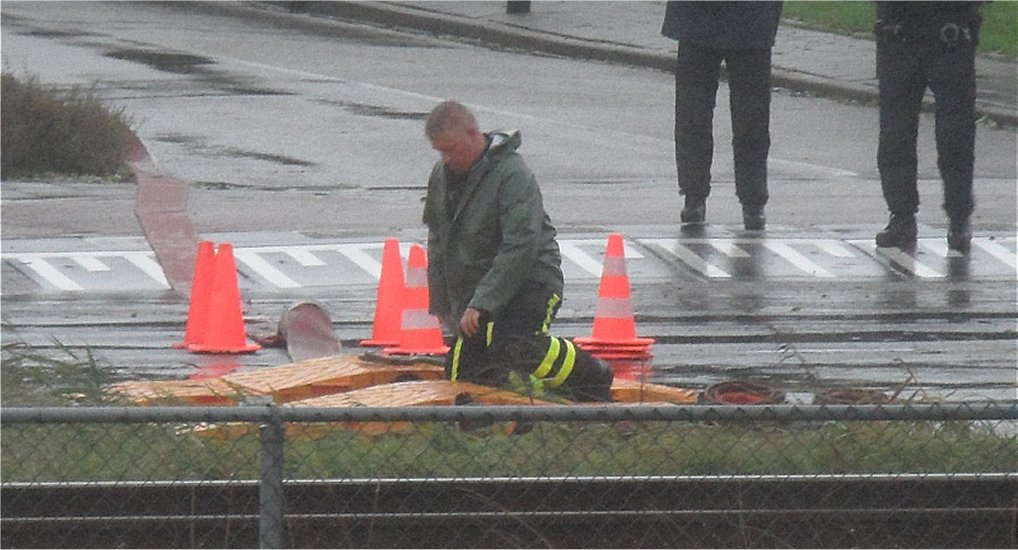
top-left (2, 403), bottom-right (1017, 548)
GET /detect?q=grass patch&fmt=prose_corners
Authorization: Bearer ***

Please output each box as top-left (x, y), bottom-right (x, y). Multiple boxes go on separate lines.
top-left (0, 341), bottom-right (111, 407)
top-left (1, 418), bottom-right (1015, 482)
top-left (782, 1), bottom-right (1017, 60)
top-left (1, 73), bottom-right (135, 180)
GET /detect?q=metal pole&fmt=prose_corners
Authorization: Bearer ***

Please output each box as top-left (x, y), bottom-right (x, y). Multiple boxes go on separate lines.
top-left (259, 405), bottom-right (285, 549)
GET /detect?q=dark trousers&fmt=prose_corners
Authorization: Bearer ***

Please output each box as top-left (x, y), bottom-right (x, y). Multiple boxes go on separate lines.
top-left (877, 34), bottom-right (976, 220)
top-left (446, 282), bottom-right (561, 387)
top-left (673, 43), bottom-right (772, 207)
top-left (445, 284), bottom-right (613, 402)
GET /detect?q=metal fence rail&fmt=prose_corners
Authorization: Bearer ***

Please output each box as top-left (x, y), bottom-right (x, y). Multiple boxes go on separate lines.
top-left (3, 403), bottom-right (1017, 548)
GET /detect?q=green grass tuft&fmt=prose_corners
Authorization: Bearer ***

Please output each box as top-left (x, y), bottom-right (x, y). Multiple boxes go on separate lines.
top-left (782, 1), bottom-right (1017, 60)
top-left (1, 73), bottom-right (135, 180)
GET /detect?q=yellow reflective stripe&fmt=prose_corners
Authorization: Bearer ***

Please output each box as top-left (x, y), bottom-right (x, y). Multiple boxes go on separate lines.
top-left (540, 294), bottom-right (561, 335)
top-left (449, 337), bottom-right (464, 381)
top-left (485, 321), bottom-right (494, 346)
top-left (532, 336), bottom-right (560, 379)
top-left (546, 339), bottom-right (576, 388)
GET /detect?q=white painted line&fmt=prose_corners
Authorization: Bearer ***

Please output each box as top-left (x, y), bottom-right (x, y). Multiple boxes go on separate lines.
top-left (973, 239), bottom-right (1018, 275)
top-left (70, 254), bottom-right (111, 272)
top-left (285, 249), bottom-right (326, 267)
top-left (920, 239), bottom-right (964, 258)
top-left (16, 256), bottom-right (83, 291)
top-left (875, 246), bottom-right (944, 278)
top-left (642, 239), bottom-right (730, 278)
top-left (557, 241), bottom-right (605, 277)
top-left (123, 253), bottom-right (171, 288)
top-left (708, 239), bottom-right (751, 258)
top-left (233, 250), bottom-right (301, 288)
top-left (560, 238), bottom-right (645, 259)
top-left (812, 240), bottom-right (855, 258)
top-left (763, 241), bottom-right (835, 278)
top-left (332, 244), bottom-right (385, 279)
top-left (769, 157), bottom-right (858, 178)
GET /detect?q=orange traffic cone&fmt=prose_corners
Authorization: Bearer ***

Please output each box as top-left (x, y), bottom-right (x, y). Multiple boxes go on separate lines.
top-left (174, 240), bottom-right (216, 349)
top-left (574, 233), bottom-right (654, 360)
top-left (383, 244), bottom-right (449, 356)
top-left (188, 242), bottom-right (261, 354)
top-left (360, 238), bottom-right (406, 347)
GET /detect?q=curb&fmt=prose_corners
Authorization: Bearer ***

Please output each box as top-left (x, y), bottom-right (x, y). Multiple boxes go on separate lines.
top-left (239, 1), bottom-right (1014, 128)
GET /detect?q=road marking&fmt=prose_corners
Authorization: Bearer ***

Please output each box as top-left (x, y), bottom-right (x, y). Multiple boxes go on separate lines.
top-left (973, 239), bottom-right (1018, 275)
top-left (641, 238), bottom-right (731, 278)
top-left (4, 234), bottom-right (1015, 291)
top-left (333, 243), bottom-right (385, 279)
top-left (709, 241), bottom-right (751, 258)
top-left (285, 248), bottom-right (326, 267)
top-left (123, 253), bottom-right (171, 287)
top-left (762, 241), bottom-right (835, 278)
top-left (866, 244), bottom-right (944, 278)
top-left (919, 240), bottom-right (966, 259)
top-left (233, 250), bottom-right (302, 288)
top-left (14, 255), bottom-right (84, 291)
top-left (812, 240), bottom-right (855, 258)
top-left (72, 254), bottom-right (111, 272)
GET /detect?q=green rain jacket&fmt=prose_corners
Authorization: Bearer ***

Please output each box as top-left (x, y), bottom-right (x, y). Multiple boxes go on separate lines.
top-left (423, 130), bottom-right (564, 330)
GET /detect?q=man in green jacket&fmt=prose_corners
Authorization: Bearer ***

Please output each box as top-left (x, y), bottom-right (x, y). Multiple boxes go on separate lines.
top-left (422, 100), bottom-right (613, 402)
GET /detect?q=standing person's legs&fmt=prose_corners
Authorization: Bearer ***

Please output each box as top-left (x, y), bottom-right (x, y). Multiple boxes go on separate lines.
top-left (726, 48), bottom-right (772, 229)
top-left (674, 43), bottom-right (723, 222)
top-left (927, 40), bottom-right (977, 251)
top-left (876, 40), bottom-right (926, 248)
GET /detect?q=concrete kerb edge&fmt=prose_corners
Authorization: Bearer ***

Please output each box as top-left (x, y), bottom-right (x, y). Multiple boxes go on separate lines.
top-left (242, 0), bottom-right (1015, 128)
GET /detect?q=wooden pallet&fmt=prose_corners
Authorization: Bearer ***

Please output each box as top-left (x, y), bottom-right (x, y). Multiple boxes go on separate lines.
top-left (105, 354), bottom-right (444, 405)
top-left (192, 380), bottom-right (560, 437)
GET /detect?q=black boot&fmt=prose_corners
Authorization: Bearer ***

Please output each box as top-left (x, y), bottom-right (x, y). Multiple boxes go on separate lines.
top-left (680, 195), bottom-right (706, 224)
top-left (742, 205), bottom-right (766, 231)
top-left (947, 216), bottom-right (972, 253)
top-left (875, 213), bottom-right (917, 249)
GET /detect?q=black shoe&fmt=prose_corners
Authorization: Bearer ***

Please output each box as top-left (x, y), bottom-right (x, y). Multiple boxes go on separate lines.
top-left (875, 213), bottom-right (917, 249)
top-left (742, 205), bottom-right (766, 231)
top-left (947, 217), bottom-right (972, 253)
top-left (680, 196), bottom-right (706, 224)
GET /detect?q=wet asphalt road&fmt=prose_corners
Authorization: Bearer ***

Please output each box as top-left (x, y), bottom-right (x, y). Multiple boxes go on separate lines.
top-left (1, 1), bottom-right (1015, 402)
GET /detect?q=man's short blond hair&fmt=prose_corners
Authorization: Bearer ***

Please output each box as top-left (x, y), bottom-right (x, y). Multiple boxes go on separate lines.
top-left (425, 100), bottom-right (477, 140)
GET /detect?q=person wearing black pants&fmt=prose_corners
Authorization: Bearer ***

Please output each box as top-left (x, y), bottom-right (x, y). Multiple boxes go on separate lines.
top-left (874, 1), bottom-right (983, 253)
top-left (661, 1), bottom-right (783, 230)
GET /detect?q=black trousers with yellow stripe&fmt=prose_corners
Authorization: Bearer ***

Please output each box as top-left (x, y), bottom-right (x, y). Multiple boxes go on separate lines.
top-left (445, 282), bottom-right (613, 402)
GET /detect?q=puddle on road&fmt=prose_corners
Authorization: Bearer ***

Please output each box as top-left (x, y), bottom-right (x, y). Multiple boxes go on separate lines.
top-left (222, 149), bottom-right (316, 167)
top-left (105, 49), bottom-right (214, 74)
top-left (316, 99), bottom-right (428, 121)
top-left (103, 48), bottom-right (292, 97)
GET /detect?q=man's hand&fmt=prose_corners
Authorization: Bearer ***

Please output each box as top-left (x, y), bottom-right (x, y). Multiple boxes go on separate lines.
top-left (459, 307), bottom-right (486, 337)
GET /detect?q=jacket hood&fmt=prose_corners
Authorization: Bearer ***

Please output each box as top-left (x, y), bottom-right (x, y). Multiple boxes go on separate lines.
top-left (485, 129), bottom-right (521, 156)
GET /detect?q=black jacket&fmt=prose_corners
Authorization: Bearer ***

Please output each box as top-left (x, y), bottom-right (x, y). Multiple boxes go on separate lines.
top-left (661, 1), bottom-right (783, 50)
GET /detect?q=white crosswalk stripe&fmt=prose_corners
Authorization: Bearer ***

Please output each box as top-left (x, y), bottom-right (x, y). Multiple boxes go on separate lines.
top-left (3, 234), bottom-right (1015, 292)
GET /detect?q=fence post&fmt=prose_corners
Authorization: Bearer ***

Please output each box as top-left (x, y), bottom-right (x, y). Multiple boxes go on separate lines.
top-left (259, 405), bottom-right (285, 549)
